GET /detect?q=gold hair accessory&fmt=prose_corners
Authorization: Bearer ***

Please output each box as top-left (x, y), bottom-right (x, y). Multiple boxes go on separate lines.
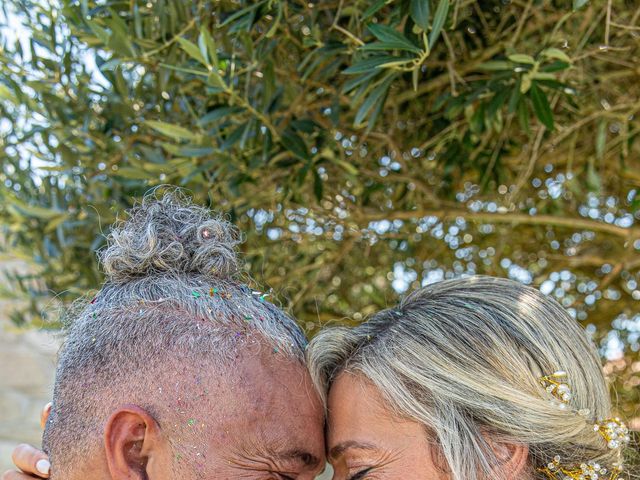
top-left (537, 372), bottom-right (630, 480)
top-left (594, 418), bottom-right (631, 450)
top-left (539, 370), bottom-right (572, 408)
top-left (539, 456), bottom-right (624, 480)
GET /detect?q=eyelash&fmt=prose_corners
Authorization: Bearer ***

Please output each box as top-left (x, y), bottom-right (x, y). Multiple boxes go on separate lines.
top-left (348, 467), bottom-right (373, 480)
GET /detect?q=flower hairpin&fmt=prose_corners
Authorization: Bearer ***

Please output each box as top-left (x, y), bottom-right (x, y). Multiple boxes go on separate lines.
top-left (539, 370), bottom-right (572, 408)
top-left (539, 457), bottom-right (624, 480)
top-left (595, 418), bottom-right (631, 450)
top-left (537, 371), bottom-right (631, 480)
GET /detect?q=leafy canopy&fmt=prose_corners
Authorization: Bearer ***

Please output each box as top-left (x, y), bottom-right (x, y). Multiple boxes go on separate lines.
top-left (0, 0), bottom-right (639, 424)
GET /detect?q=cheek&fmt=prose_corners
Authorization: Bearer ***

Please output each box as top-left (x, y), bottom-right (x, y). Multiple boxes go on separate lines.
top-left (393, 433), bottom-right (449, 480)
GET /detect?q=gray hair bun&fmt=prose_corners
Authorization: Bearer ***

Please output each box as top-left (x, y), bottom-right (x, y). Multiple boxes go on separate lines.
top-left (99, 188), bottom-right (240, 283)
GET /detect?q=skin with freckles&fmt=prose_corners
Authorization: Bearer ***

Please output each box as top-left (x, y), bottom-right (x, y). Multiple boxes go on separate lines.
top-left (191, 349), bottom-right (326, 480)
top-left (327, 373), bottom-right (447, 480)
top-left (2, 346), bottom-right (325, 480)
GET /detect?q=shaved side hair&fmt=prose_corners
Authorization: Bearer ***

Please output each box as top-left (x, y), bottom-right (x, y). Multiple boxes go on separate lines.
top-left (43, 188), bottom-right (306, 476)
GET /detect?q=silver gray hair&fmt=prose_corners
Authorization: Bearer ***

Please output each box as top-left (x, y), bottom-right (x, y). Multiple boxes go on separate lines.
top-left (43, 187), bottom-right (306, 475)
top-left (307, 276), bottom-right (632, 480)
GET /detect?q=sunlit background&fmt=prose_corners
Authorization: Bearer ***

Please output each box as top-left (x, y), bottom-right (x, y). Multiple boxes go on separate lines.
top-left (1, 0), bottom-right (638, 473)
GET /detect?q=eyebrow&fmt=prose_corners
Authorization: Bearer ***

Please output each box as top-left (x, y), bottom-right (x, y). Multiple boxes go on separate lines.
top-left (329, 441), bottom-right (378, 458)
top-left (274, 448), bottom-right (322, 468)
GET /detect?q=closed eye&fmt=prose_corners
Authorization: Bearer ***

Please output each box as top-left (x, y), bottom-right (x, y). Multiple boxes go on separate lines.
top-left (266, 474), bottom-right (294, 480)
top-left (348, 467), bottom-right (372, 480)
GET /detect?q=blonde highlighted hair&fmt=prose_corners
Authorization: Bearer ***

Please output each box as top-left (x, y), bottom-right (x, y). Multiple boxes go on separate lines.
top-left (307, 276), bottom-right (633, 480)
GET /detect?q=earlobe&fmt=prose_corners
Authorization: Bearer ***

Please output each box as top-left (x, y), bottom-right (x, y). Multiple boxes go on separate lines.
top-left (104, 405), bottom-right (162, 479)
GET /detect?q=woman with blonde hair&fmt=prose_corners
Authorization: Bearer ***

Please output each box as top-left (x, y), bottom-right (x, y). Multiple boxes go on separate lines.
top-left (307, 276), bottom-right (634, 480)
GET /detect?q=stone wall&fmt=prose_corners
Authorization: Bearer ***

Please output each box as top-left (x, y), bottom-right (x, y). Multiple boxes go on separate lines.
top-left (0, 324), bottom-right (58, 473)
top-left (0, 252), bottom-right (59, 472)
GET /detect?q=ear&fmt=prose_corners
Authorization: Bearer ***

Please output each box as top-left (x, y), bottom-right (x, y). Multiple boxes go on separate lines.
top-left (488, 439), bottom-right (529, 480)
top-left (104, 405), bottom-right (168, 479)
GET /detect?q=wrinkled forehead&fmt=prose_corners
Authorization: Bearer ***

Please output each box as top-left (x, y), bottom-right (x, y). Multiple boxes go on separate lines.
top-left (224, 347), bottom-right (325, 429)
top-left (166, 344), bottom-right (325, 459)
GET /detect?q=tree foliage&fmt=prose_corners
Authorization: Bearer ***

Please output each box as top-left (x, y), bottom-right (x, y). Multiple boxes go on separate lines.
top-left (0, 0), bottom-right (639, 424)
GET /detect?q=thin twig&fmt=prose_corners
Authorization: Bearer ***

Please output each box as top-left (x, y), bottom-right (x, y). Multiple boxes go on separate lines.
top-left (144, 18), bottom-right (196, 58)
top-left (394, 42), bottom-right (505, 103)
top-left (357, 209), bottom-right (640, 239)
top-left (333, 24), bottom-right (365, 46)
top-left (510, 0), bottom-right (533, 46)
top-left (508, 125), bottom-right (546, 202)
top-left (480, 116), bottom-right (513, 188)
top-left (605, 0), bottom-right (612, 46)
top-left (610, 21), bottom-right (640, 30)
top-left (329, 0), bottom-right (364, 46)
top-left (331, 0), bottom-right (344, 28)
top-left (442, 31), bottom-right (458, 95)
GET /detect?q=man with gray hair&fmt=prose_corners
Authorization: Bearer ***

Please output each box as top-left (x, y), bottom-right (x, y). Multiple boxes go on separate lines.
top-left (3, 189), bottom-right (325, 480)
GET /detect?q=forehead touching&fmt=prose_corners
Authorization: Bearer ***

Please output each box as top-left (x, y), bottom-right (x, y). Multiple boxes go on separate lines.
top-left (327, 372), bottom-right (429, 455)
top-left (168, 342), bottom-right (326, 475)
